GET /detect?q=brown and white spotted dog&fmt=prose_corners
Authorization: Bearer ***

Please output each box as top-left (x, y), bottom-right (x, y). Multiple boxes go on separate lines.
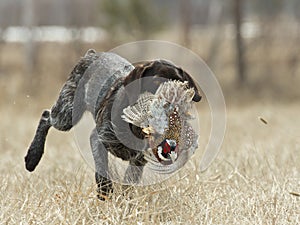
top-left (25, 49), bottom-right (201, 200)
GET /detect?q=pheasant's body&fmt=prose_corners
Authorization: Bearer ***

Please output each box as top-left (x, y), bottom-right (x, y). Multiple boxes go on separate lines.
top-left (25, 50), bottom-right (201, 199)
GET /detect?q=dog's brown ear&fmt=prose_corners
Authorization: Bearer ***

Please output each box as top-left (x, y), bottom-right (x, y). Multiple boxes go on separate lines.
top-left (124, 60), bottom-right (202, 102)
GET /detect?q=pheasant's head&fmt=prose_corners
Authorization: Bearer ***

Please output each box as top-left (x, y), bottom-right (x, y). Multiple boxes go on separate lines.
top-left (148, 106), bottom-right (181, 164)
top-left (156, 138), bottom-right (178, 163)
top-left (122, 80), bottom-right (199, 166)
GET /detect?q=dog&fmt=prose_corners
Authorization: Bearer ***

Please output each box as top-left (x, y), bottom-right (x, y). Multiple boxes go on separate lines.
top-left (25, 49), bottom-right (201, 200)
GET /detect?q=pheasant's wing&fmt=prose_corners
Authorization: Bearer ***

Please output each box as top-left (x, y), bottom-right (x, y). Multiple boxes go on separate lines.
top-left (121, 92), bottom-right (154, 128)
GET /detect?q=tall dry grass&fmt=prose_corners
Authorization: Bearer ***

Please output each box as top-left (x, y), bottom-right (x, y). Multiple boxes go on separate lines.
top-left (1, 103), bottom-right (299, 224)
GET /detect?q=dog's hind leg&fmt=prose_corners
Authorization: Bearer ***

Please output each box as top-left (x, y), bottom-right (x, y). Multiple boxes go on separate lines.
top-left (25, 49), bottom-right (99, 172)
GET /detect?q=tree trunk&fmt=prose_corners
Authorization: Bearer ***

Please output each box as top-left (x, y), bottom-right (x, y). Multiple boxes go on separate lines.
top-left (180, 0), bottom-right (192, 47)
top-left (207, 0), bottom-right (223, 67)
top-left (234, 0), bottom-right (246, 84)
top-left (23, 0), bottom-right (36, 75)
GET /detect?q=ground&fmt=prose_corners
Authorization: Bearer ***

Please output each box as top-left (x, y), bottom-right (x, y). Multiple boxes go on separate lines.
top-left (0, 100), bottom-right (299, 224)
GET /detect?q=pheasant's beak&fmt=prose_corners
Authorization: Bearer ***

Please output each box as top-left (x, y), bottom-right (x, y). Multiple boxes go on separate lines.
top-left (142, 127), bottom-right (155, 136)
top-left (169, 151), bottom-right (177, 163)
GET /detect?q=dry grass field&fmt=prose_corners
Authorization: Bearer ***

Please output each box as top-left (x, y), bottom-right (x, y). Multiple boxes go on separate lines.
top-left (0, 43), bottom-right (299, 224)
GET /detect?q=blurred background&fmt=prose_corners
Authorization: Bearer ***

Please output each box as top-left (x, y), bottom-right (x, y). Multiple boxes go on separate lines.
top-left (0, 0), bottom-right (300, 107)
top-left (0, 0), bottom-right (299, 108)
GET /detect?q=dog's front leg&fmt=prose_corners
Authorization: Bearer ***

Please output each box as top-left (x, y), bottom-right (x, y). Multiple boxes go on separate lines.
top-left (123, 154), bottom-right (147, 185)
top-left (90, 128), bottom-right (113, 200)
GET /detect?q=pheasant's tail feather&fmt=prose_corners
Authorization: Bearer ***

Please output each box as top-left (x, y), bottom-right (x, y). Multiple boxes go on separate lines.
top-left (156, 80), bottom-right (195, 106)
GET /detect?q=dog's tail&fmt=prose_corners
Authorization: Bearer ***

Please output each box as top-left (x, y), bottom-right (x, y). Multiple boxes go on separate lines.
top-left (25, 110), bottom-right (51, 172)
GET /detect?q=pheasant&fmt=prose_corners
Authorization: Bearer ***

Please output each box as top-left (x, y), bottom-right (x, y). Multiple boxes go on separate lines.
top-left (25, 49), bottom-right (201, 200)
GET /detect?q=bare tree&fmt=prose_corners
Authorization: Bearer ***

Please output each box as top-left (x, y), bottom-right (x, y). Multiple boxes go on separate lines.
top-left (206, 0), bottom-right (224, 67)
top-left (233, 0), bottom-right (246, 84)
top-left (22, 0), bottom-right (36, 75)
top-left (180, 0), bottom-right (192, 47)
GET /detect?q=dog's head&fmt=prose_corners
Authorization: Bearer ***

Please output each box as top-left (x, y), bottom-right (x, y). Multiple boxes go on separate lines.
top-left (123, 59), bottom-right (202, 103)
